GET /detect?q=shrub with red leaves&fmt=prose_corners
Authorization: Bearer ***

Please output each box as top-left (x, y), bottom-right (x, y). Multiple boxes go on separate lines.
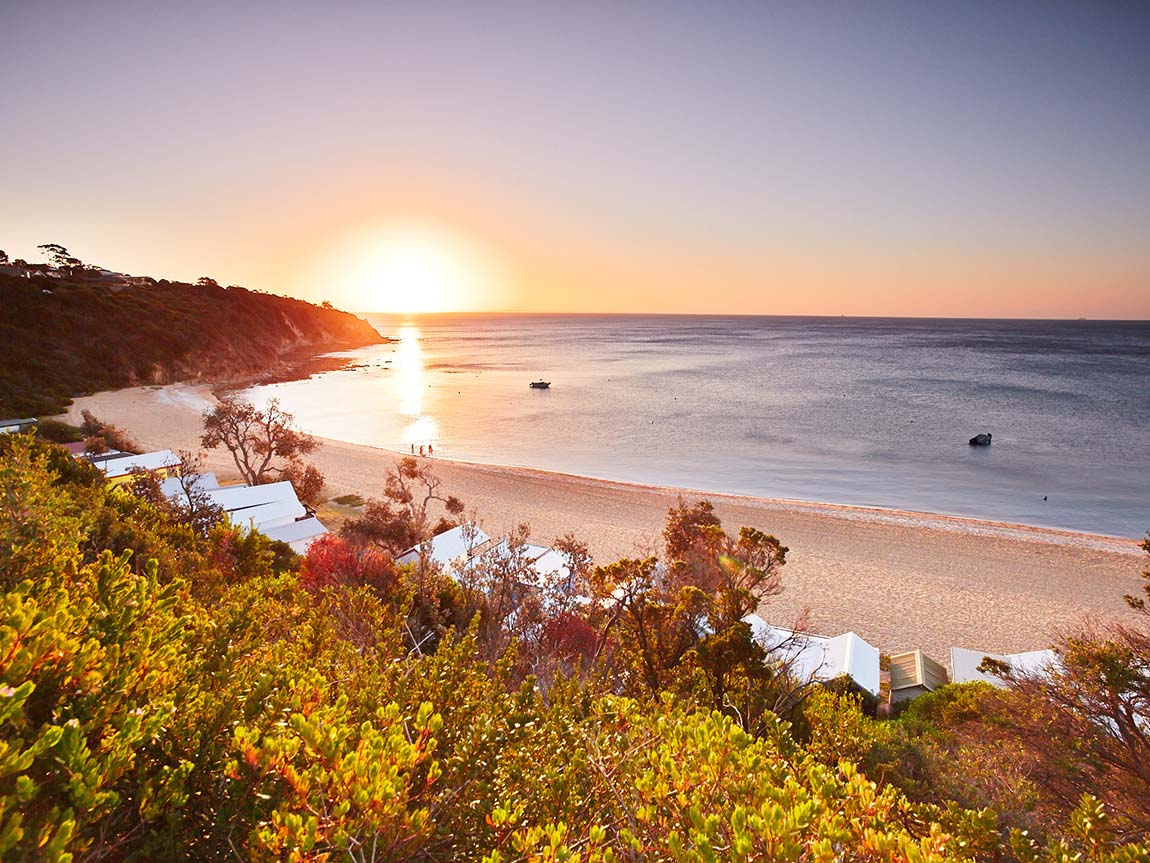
top-left (542, 611), bottom-right (599, 663)
top-left (301, 534), bottom-right (398, 596)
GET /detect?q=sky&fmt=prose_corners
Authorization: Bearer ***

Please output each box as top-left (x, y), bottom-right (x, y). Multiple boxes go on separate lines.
top-left (1, 1), bottom-right (1148, 317)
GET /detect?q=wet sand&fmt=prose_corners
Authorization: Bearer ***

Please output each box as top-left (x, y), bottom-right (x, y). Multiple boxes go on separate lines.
top-left (63, 384), bottom-right (1146, 658)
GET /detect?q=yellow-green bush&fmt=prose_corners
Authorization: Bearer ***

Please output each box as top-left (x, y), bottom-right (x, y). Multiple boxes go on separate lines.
top-left (2, 435), bottom-right (1148, 862)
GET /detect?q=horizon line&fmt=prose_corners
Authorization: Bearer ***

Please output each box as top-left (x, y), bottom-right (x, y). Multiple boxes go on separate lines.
top-left (352, 309), bottom-right (1150, 323)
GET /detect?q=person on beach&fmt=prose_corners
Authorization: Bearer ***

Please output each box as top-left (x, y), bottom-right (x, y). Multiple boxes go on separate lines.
top-left (410, 444), bottom-right (414, 454)
top-left (419, 445), bottom-right (425, 456)
top-left (429, 444), bottom-right (434, 456)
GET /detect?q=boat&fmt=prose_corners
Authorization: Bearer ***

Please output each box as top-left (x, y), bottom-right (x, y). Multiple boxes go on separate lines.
top-left (529, 380), bottom-right (551, 389)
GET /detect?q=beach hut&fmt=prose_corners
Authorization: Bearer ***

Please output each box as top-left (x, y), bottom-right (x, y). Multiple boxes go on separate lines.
top-left (396, 524), bottom-right (491, 569)
top-left (91, 449), bottom-right (181, 485)
top-left (158, 472), bottom-right (220, 501)
top-left (743, 614), bottom-right (882, 697)
top-left (520, 545), bottom-right (574, 591)
top-left (0, 418), bottom-right (37, 435)
top-left (262, 516), bottom-right (329, 554)
top-left (888, 649), bottom-right (949, 704)
top-left (219, 490), bottom-right (308, 533)
top-left (950, 646), bottom-right (1057, 688)
top-left (159, 475), bottom-right (313, 535)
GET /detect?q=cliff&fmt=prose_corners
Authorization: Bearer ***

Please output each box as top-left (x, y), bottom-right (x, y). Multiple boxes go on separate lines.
top-left (0, 272), bottom-right (386, 416)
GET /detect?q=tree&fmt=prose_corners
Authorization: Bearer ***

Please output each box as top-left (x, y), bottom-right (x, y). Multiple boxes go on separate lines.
top-left (79, 409), bottom-right (140, 453)
top-left (0, 250), bottom-right (8, 264)
top-left (457, 523), bottom-right (540, 662)
top-left (0, 434), bottom-right (90, 589)
top-left (709, 526), bottom-right (787, 629)
top-left (342, 457), bottom-right (464, 554)
top-left (968, 538), bottom-right (1150, 839)
top-left (589, 556), bottom-right (710, 695)
top-left (662, 498), bottom-right (787, 628)
top-left (196, 276), bottom-right (219, 287)
top-left (128, 450), bottom-right (224, 538)
top-left (988, 629), bottom-right (1150, 838)
top-left (1123, 532), bottom-right (1150, 613)
top-left (279, 460), bottom-right (325, 508)
top-left (36, 242), bottom-right (83, 272)
top-left (553, 531), bottom-right (593, 595)
top-left (200, 396), bottom-right (319, 487)
top-left (663, 497), bottom-right (723, 562)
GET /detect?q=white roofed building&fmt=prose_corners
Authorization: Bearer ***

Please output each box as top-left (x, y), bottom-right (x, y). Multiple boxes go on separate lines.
top-left (262, 517), bottom-right (329, 554)
top-left (521, 545), bottom-right (574, 591)
top-left (227, 496), bottom-right (308, 532)
top-left (91, 450), bottom-right (181, 484)
top-left (744, 614), bottom-right (881, 696)
top-left (397, 524), bottom-right (491, 569)
top-left (1, 418), bottom-right (37, 435)
top-left (156, 473), bottom-right (326, 553)
top-left (397, 526), bottom-right (583, 608)
top-left (158, 472), bottom-right (220, 500)
top-left (950, 646), bottom-right (1058, 688)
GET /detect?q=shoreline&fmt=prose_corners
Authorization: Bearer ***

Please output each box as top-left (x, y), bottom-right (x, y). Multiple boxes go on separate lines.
top-left (60, 383), bottom-right (1145, 657)
top-left (330, 442), bottom-right (1141, 554)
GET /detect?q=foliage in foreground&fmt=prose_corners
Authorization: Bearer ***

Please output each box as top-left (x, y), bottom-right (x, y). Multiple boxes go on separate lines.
top-left (1, 434), bottom-right (1148, 862)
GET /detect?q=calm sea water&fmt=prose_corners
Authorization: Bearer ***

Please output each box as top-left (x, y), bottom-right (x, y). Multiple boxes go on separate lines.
top-left (240, 315), bottom-right (1150, 538)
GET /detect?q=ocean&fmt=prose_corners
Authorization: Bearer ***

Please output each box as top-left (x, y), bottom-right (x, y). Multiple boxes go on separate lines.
top-left (239, 314), bottom-right (1150, 539)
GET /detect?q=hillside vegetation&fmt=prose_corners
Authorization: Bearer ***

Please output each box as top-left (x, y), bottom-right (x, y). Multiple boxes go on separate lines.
top-left (0, 272), bottom-right (383, 416)
top-left (1, 434), bottom-right (1148, 862)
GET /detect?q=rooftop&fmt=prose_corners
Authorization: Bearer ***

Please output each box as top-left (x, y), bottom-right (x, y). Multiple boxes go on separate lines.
top-left (397, 523), bottom-right (492, 567)
top-left (745, 614), bottom-right (882, 696)
top-left (950, 646), bottom-right (1058, 688)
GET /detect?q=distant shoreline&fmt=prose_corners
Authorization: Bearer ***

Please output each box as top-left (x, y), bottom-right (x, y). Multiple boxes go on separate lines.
top-left (60, 383), bottom-right (1144, 656)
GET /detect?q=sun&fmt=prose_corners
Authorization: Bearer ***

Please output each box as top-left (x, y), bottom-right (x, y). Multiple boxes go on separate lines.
top-left (314, 219), bottom-right (506, 314)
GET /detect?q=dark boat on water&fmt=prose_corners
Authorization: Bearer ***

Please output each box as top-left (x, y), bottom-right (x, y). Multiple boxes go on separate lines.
top-left (529, 380), bottom-right (551, 389)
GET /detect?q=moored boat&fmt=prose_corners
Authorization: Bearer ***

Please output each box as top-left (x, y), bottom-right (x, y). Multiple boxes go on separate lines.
top-left (529, 380), bottom-right (551, 389)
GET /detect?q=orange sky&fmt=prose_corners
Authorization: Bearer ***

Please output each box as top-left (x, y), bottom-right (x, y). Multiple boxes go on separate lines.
top-left (4, 202), bottom-right (1147, 319)
top-left (2, 3), bottom-right (1148, 318)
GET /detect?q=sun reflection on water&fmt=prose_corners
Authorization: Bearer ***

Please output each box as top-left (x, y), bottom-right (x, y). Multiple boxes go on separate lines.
top-left (395, 323), bottom-right (440, 448)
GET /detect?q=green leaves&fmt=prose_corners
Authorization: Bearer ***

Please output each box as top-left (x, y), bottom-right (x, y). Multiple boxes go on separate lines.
top-left (234, 681), bottom-right (442, 861)
top-left (1, 551), bottom-right (188, 862)
top-left (3, 419), bottom-right (1149, 862)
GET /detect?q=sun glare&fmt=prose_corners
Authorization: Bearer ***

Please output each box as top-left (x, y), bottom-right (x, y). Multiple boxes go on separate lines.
top-left (314, 219), bottom-right (507, 314)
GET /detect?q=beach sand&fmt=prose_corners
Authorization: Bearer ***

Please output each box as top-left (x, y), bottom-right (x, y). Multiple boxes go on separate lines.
top-left (63, 384), bottom-right (1146, 659)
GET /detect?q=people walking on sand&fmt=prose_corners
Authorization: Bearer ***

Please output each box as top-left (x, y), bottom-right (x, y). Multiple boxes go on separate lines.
top-left (428, 444), bottom-right (434, 456)
top-left (419, 445), bottom-right (425, 456)
top-left (410, 443), bottom-right (415, 454)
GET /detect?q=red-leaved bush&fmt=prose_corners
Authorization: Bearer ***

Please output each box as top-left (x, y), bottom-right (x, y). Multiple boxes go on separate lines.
top-left (542, 611), bottom-right (599, 662)
top-left (301, 534), bottom-right (399, 595)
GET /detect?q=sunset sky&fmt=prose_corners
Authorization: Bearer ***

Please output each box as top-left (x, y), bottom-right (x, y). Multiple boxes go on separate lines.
top-left (2, 2), bottom-right (1148, 318)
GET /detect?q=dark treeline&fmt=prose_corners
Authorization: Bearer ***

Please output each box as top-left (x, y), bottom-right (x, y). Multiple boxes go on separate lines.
top-left (0, 270), bottom-right (382, 416)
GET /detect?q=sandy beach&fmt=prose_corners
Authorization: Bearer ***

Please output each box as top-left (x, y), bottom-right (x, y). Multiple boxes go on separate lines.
top-left (63, 384), bottom-right (1146, 659)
